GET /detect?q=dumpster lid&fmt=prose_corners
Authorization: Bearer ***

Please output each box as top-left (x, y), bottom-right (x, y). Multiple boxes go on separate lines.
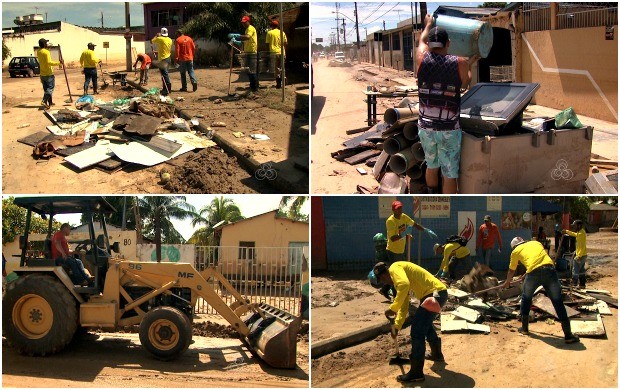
top-left (460, 83), bottom-right (540, 126)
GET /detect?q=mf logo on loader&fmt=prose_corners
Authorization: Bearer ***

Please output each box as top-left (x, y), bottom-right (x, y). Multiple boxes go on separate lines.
top-left (178, 271), bottom-right (194, 279)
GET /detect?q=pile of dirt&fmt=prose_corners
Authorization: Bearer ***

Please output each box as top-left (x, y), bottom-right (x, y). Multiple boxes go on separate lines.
top-left (164, 148), bottom-right (260, 194)
top-left (312, 278), bottom-right (375, 308)
top-left (193, 321), bottom-right (240, 338)
top-left (297, 321), bottom-right (309, 342)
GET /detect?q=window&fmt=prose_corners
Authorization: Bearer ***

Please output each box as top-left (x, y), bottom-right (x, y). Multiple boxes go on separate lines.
top-left (382, 34), bottom-right (390, 50)
top-left (238, 241), bottom-right (256, 260)
top-left (392, 33), bottom-right (401, 51)
top-left (151, 9), bottom-right (180, 27)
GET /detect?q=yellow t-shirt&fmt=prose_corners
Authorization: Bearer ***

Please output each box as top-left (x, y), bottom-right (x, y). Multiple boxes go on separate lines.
top-left (564, 228), bottom-right (587, 258)
top-left (151, 36), bottom-right (173, 60)
top-left (243, 25), bottom-right (258, 53)
top-left (266, 28), bottom-right (287, 54)
top-left (386, 213), bottom-right (415, 254)
top-left (79, 49), bottom-right (100, 68)
top-left (440, 243), bottom-right (471, 272)
top-left (509, 240), bottom-right (554, 273)
top-left (37, 48), bottom-right (60, 77)
top-left (388, 261), bottom-right (447, 330)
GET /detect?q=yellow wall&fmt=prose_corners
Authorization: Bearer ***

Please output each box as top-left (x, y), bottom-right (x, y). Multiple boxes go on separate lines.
top-left (220, 211), bottom-right (308, 248)
top-left (521, 26), bottom-right (618, 122)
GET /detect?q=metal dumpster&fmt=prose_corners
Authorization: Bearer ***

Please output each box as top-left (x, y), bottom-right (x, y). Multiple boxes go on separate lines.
top-left (457, 82), bottom-right (593, 193)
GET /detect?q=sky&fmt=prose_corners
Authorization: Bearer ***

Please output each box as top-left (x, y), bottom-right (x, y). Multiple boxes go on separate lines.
top-left (311, 2), bottom-right (483, 47)
top-left (2, 1), bottom-right (144, 28)
top-left (50, 195), bottom-right (309, 241)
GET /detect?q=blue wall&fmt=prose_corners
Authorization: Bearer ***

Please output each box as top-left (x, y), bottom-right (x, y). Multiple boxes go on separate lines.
top-left (322, 196), bottom-right (533, 271)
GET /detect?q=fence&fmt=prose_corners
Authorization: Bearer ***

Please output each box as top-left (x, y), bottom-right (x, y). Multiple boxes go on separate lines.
top-left (523, 3), bottom-right (618, 32)
top-left (194, 246), bottom-right (305, 316)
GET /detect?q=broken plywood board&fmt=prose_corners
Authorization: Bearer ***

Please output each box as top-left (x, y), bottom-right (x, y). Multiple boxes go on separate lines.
top-left (342, 123), bottom-right (383, 148)
top-left (113, 113), bottom-right (164, 136)
top-left (452, 306), bottom-right (481, 323)
top-left (160, 131), bottom-right (216, 149)
top-left (570, 314), bottom-right (606, 337)
top-left (532, 294), bottom-right (580, 319)
top-left (17, 131), bottom-right (55, 146)
top-left (64, 142), bottom-right (114, 170)
top-left (110, 139), bottom-right (194, 167)
top-left (440, 313), bottom-right (490, 334)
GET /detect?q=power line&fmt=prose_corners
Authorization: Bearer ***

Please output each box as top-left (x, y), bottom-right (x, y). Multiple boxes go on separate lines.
top-left (359, 2), bottom-right (384, 24)
top-left (365, 2), bottom-right (401, 26)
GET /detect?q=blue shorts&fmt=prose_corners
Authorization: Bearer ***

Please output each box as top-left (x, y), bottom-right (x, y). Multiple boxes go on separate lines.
top-left (418, 128), bottom-right (462, 179)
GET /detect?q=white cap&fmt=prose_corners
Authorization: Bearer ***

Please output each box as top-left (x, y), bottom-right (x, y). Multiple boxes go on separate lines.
top-left (510, 236), bottom-right (525, 249)
top-left (160, 27), bottom-right (168, 37)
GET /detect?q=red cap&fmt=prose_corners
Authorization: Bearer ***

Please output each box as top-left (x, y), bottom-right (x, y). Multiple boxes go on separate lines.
top-left (241, 15), bottom-right (251, 23)
top-left (270, 19), bottom-right (279, 27)
top-left (392, 200), bottom-right (403, 210)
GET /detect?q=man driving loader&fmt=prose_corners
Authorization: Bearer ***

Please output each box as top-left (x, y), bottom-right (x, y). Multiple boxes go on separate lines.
top-left (52, 223), bottom-right (93, 286)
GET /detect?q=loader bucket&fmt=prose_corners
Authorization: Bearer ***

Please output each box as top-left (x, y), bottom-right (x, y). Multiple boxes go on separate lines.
top-left (242, 303), bottom-right (302, 369)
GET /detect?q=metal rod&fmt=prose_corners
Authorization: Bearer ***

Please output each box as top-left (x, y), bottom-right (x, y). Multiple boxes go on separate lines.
top-left (57, 45), bottom-right (72, 102)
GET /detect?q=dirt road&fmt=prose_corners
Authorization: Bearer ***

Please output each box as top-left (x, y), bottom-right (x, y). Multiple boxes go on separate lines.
top-left (2, 63), bottom-right (308, 194)
top-left (3, 319), bottom-right (309, 388)
top-left (311, 60), bottom-right (618, 194)
top-left (311, 231), bottom-right (618, 387)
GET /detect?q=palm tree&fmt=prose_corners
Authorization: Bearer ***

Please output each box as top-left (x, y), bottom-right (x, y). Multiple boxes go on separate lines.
top-left (190, 196), bottom-right (244, 246)
top-left (278, 196), bottom-right (308, 222)
top-left (138, 196), bottom-right (196, 262)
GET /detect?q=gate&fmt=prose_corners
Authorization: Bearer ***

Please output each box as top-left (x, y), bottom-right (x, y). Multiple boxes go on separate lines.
top-left (194, 246), bottom-right (306, 316)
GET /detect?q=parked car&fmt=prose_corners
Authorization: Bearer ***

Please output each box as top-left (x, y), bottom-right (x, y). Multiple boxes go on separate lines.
top-left (334, 51), bottom-right (345, 60)
top-left (319, 52), bottom-right (325, 58)
top-left (8, 56), bottom-right (40, 78)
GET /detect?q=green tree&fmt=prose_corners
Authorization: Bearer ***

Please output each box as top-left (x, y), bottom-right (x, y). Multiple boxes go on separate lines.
top-left (189, 197), bottom-right (244, 246)
top-left (138, 197), bottom-right (196, 262)
top-left (277, 196), bottom-right (308, 222)
top-left (2, 39), bottom-right (11, 63)
top-left (2, 197), bottom-right (62, 244)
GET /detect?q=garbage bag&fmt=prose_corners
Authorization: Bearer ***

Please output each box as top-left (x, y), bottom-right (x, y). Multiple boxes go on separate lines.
top-left (555, 107), bottom-right (583, 129)
top-left (142, 87), bottom-right (160, 97)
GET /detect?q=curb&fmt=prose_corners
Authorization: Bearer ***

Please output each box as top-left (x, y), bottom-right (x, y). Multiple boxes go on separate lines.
top-left (126, 80), bottom-right (306, 193)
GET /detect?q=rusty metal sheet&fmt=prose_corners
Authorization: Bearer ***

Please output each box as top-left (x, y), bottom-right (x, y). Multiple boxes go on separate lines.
top-left (532, 294), bottom-right (580, 318)
top-left (113, 113), bottom-right (163, 136)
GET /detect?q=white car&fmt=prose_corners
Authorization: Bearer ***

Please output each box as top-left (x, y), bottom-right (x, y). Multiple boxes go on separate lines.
top-left (319, 52), bottom-right (325, 58)
top-left (334, 51), bottom-right (345, 60)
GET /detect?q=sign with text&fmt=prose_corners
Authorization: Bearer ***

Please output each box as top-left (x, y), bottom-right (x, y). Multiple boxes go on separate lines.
top-left (103, 42), bottom-right (109, 48)
top-left (418, 196), bottom-right (450, 218)
top-left (315, 38), bottom-right (323, 43)
top-left (487, 196), bottom-right (502, 211)
top-left (378, 197), bottom-right (396, 218)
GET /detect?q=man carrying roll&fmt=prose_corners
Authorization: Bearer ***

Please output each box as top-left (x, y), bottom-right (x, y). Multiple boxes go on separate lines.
top-left (373, 261), bottom-right (448, 382)
top-left (416, 14), bottom-right (480, 194)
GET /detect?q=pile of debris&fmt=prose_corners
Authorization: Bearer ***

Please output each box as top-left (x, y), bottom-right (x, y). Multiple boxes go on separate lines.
top-left (19, 88), bottom-right (217, 175)
top-left (439, 264), bottom-right (615, 338)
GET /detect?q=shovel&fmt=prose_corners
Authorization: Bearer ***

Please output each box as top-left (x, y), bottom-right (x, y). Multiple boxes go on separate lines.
top-left (386, 312), bottom-right (408, 365)
top-left (99, 63), bottom-right (109, 88)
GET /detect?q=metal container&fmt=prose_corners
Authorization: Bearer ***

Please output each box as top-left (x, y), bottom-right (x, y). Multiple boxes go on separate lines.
top-left (434, 14), bottom-right (493, 58)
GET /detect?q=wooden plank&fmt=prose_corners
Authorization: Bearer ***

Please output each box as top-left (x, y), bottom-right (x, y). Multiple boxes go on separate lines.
top-left (532, 294), bottom-right (580, 319)
top-left (570, 314), bottom-right (606, 337)
top-left (584, 289), bottom-right (611, 295)
top-left (587, 293), bottom-right (618, 308)
top-left (344, 149), bottom-right (381, 165)
top-left (342, 123), bottom-right (383, 148)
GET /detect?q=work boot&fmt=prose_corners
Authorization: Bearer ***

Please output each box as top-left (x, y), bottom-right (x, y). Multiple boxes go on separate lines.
top-left (518, 315), bottom-right (529, 335)
top-left (275, 77), bottom-right (281, 89)
top-left (571, 277), bottom-right (579, 287)
top-left (192, 82), bottom-right (198, 92)
top-left (397, 357), bottom-right (425, 382)
top-left (179, 88), bottom-right (188, 92)
top-left (561, 320), bottom-right (580, 344)
top-left (424, 338), bottom-right (445, 362)
top-left (578, 275), bottom-right (586, 288)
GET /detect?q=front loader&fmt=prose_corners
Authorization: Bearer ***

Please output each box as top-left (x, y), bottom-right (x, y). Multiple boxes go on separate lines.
top-left (3, 197), bottom-right (301, 368)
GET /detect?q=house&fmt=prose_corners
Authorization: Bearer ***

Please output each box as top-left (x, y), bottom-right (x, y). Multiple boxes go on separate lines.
top-left (588, 203), bottom-right (618, 228)
top-left (213, 210), bottom-right (309, 281)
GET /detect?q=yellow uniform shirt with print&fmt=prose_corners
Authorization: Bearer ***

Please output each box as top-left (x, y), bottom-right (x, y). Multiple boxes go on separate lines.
top-left (266, 28), bottom-right (287, 54)
top-left (564, 228), bottom-right (587, 258)
top-left (151, 36), bottom-right (173, 60)
top-left (37, 48), bottom-right (60, 77)
top-left (509, 240), bottom-right (554, 273)
top-left (386, 214), bottom-right (415, 254)
top-left (79, 49), bottom-right (100, 69)
top-left (439, 243), bottom-right (471, 272)
top-left (243, 25), bottom-right (258, 53)
top-left (388, 261), bottom-right (446, 330)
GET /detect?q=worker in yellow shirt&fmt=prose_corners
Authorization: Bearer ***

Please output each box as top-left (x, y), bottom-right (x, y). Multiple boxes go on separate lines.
top-left (372, 261), bottom-right (447, 382)
top-left (386, 200), bottom-right (437, 263)
top-left (36, 38), bottom-right (64, 109)
top-left (562, 219), bottom-right (587, 288)
top-left (239, 15), bottom-right (258, 92)
top-left (265, 19), bottom-right (287, 89)
top-left (151, 27), bottom-right (173, 95)
top-left (79, 43), bottom-right (102, 95)
top-left (434, 236), bottom-right (471, 280)
top-left (503, 237), bottom-right (579, 344)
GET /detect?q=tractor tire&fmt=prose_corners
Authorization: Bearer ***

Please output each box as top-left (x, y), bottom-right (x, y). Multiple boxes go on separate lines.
top-left (3, 274), bottom-right (78, 356)
top-left (139, 306), bottom-right (192, 361)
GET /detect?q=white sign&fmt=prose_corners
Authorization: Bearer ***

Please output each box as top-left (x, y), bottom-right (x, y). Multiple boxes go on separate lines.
top-left (487, 196), bottom-right (502, 211)
top-left (419, 196), bottom-right (450, 218)
top-left (378, 197), bottom-right (396, 218)
top-left (457, 211), bottom-right (477, 253)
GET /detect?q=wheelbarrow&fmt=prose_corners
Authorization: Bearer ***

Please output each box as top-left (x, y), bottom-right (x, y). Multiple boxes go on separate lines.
top-left (107, 71), bottom-right (129, 87)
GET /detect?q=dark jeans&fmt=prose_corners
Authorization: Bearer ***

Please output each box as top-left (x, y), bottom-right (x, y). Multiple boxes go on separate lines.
top-left (83, 68), bottom-right (98, 94)
top-left (448, 255), bottom-right (472, 279)
top-left (55, 256), bottom-right (89, 284)
top-left (520, 265), bottom-right (568, 321)
top-left (244, 53), bottom-right (258, 91)
top-left (178, 60), bottom-right (196, 89)
top-left (410, 289), bottom-right (448, 359)
top-left (387, 250), bottom-right (406, 263)
top-left (40, 75), bottom-right (55, 105)
top-left (158, 57), bottom-right (172, 92)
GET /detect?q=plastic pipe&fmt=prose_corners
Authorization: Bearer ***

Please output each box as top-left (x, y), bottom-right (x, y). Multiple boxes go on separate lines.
top-left (403, 122), bottom-right (419, 141)
top-left (389, 148), bottom-right (418, 174)
top-left (434, 14), bottom-right (494, 58)
top-left (411, 142), bottom-right (425, 162)
top-left (406, 161), bottom-right (426, 180)
top-left (383, 134), bottom-right (412, 155)
top-left (384, 107), bottom-right (419, 125)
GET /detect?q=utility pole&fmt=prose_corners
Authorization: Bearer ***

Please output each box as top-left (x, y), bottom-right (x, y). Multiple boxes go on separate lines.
top-left (124, 2), bottom-right (131, 71)
top-left (101, 11), bottom-right (104, 28)
top-left (354, 2), bottom-right (361, 49)
top-left (342, 18), bottom-right (346, 47)
top-left (383, 20), bottom-right (386, 30)
top-left (335, 2), bottom-right (341, 50)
